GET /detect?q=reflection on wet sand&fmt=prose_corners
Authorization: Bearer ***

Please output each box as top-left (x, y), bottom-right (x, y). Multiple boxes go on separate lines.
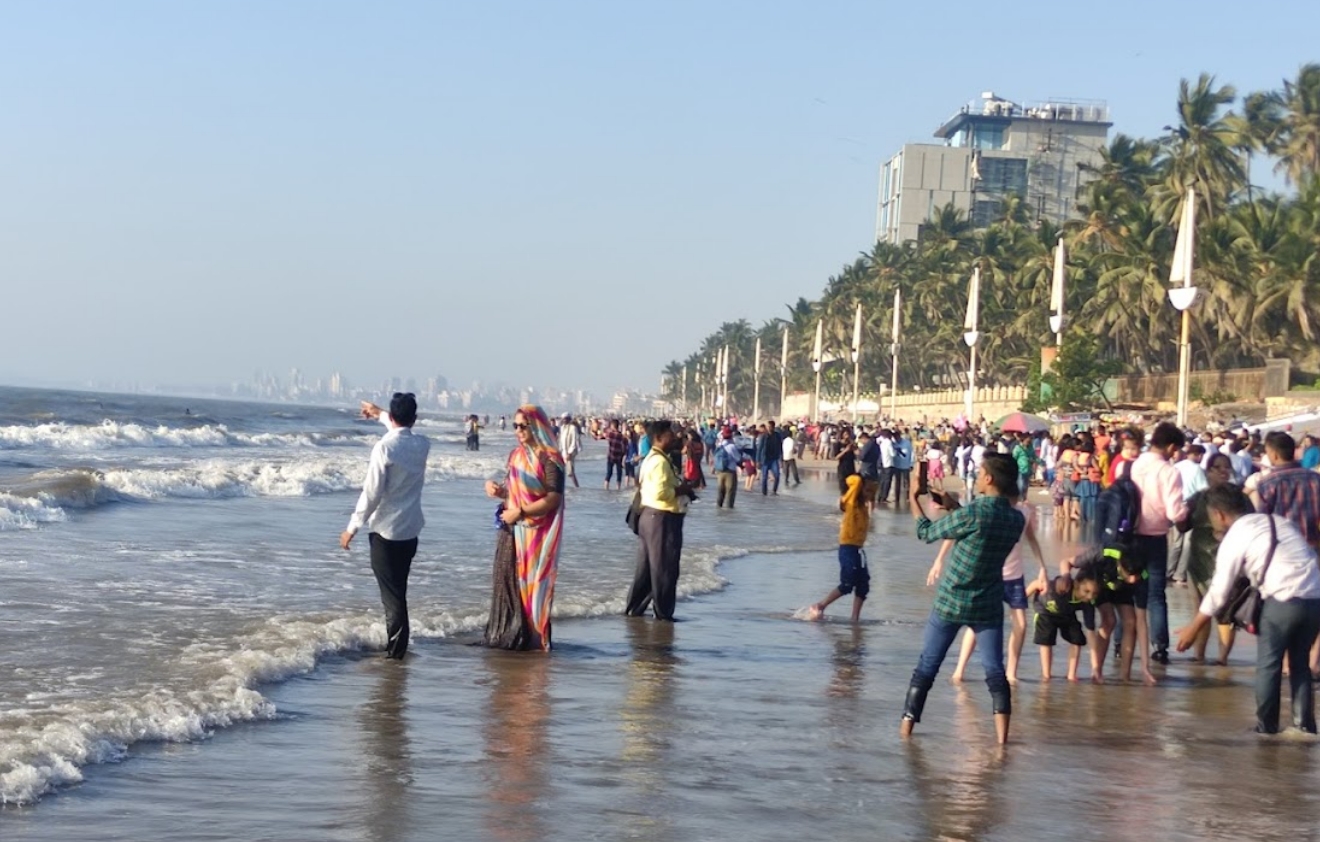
top-left (481, 654), bottom-right (551, 842)
top-left (357, 662), bottom-right (414, 842)
top-left (904, 740), bottom-right (1008, 842)
top-left (826, 625), bottom-right (866, 702)
top-left (618, 618), bottom-right (679, 841)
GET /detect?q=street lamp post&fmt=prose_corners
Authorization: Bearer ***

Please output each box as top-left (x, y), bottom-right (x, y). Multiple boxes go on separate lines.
top-left (1049, 235), bottom-right (1067, 349)
top-left (1169, 188), bottom-right (1199, 428)
top-left (720, 345), bottom-right (730, 417)
top-left (890, 288), bottom-right (901, 422)
top-left (753, 336), bottom-right (762, 421)
top-left (811, 319), bottom-right (824, 422)
top-left (779, 326), bottom-right (789, 419)
top-left (850, 302), bottom-right (863, 421)
top-left (963, 266), bottom-right (982, 423)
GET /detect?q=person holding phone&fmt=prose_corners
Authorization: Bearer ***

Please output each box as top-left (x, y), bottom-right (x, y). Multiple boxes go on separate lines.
top-left (901, 453), bottom-right (1026, 744)
top-left (625, 420), bottom-right (697, 621)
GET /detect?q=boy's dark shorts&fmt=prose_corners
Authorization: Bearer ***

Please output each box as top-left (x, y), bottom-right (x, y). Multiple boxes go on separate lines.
top-left (838, 545), bottom-right (870, 599)
top-left (1095, 580), bottom-right (1137, 607)
top-left (1033, 611), bottom-right (1088, 647)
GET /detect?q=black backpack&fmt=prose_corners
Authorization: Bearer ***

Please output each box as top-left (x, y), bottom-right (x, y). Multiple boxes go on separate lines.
top-left (1094, 472), bottom-right (1143, 571)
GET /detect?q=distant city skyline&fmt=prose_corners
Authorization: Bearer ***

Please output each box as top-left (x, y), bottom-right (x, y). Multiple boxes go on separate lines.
top-left (2, 3), bottom-right (1310, 397)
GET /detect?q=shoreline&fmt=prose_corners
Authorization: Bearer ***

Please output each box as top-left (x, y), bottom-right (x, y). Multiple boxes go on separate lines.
top-left (5, 472), bottom-right (1309, 842)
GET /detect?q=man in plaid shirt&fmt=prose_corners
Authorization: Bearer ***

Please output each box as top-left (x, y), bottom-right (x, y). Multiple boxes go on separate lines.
top-left (604, 419), bottom-right (628, 490)
top-left (1255, 431), bottom-right (1320, 677)
top-left (901, 452), bottom-right (1025, 744)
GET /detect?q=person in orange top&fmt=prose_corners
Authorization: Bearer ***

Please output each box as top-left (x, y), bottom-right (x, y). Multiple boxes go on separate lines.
top-left (1106, 428), bottom-right (1143, 486)
top-left (808, 473), bottom-right (871, 622)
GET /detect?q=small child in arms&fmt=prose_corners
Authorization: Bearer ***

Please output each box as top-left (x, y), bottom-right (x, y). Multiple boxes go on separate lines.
top-left (808, 473), bottom-right (870, 622)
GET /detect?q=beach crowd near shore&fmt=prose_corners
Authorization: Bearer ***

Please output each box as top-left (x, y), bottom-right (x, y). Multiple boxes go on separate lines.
top-left (353, 395), bottom-right (1320, 745)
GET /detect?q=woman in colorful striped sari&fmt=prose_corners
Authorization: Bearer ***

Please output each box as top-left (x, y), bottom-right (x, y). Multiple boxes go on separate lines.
top-left (484, 406), bottom-right (566, 651)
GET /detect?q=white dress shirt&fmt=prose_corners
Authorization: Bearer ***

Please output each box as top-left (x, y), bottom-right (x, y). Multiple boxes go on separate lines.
top-left (559, 423), bottom-right (581, 459)
top-left (1175, 459), bottom-right (1208, 501)
top-left (782, 436), bottom-right (797, 461)
top-left (346, 415), bottom-right (431, 541)
top-left (1200, 514), bottom-right (1320, 617)
top-left (879, 438), bottom-right (895, 469)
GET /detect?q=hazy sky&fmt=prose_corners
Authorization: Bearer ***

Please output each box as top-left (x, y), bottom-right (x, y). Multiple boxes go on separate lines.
top-left (2, 2), bottom-right (1313, 398)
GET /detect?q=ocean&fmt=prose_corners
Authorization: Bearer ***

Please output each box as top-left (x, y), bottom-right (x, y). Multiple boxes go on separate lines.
top-left (0, 386), bottom-right (828, 808)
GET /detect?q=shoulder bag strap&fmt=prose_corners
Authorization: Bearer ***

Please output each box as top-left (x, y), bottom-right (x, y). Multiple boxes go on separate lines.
top-left (1258, 515), bottom-right (1279, 588)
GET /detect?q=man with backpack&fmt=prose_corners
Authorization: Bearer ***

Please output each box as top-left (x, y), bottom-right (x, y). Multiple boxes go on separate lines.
top-left (1130, 422), bottom-right (1189, 665)
top-left (1086, 451), bottom-right (1156, 683)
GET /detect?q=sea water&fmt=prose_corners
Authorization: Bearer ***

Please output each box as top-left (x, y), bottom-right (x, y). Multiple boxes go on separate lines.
top-left (0, 386), bottom-right (833, 806)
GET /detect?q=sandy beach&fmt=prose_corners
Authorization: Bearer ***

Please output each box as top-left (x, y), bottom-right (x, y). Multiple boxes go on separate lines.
top-left (6, 462), bottom-right (1319, 842)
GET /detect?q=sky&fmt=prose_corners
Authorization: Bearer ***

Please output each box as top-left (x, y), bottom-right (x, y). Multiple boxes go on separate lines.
top-left (2, 1), bottom-right (1316, 399)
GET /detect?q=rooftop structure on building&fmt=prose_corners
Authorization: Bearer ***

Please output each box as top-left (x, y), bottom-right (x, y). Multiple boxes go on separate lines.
top-left (875, 91), bottom-right (1112, 244)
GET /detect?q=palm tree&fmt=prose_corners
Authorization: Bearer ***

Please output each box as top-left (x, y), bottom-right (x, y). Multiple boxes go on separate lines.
top-left (1268, 63), bottom-right (1320, 187)
top-left (665, 71), bottom-right (1320, 405)
top-left (1155, 74), bottom-right (1246, 223)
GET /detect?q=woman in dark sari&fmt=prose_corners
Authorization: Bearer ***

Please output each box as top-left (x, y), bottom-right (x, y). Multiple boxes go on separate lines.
top-left (484, 406), bottom-right (566, 651)
top-left (1182, 452), bottom-right (1239, 664)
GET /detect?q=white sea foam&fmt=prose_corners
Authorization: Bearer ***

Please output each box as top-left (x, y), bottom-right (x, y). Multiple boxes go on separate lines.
top-left (0, 542), bottom-right (737, 806)
top-left (0, 421), bottom-right (374, 452)
top-left (0, 493), bottom-right (69, 531)
top-left (1, 451), bottom-right (505, 528)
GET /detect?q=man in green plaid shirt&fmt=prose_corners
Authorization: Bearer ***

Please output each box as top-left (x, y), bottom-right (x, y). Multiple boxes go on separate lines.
top-left (901, 452), bottom-right (1025, 745)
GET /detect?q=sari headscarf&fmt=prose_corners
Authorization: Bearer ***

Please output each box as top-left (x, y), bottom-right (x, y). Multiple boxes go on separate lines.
top-left (506, 405), bottom-right (566, 650)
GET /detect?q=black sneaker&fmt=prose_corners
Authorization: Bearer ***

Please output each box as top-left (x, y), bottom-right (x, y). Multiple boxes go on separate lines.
top-left (1152, 648), bottom-right (1170, 665)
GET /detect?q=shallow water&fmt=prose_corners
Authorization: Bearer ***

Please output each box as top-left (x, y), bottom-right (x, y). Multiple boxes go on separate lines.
top-left (3, 388), bottom-right (1319, 839)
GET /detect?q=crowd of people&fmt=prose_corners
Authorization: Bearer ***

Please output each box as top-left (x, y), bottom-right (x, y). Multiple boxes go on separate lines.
top-left (340, 394), bottom-right (1320, 741)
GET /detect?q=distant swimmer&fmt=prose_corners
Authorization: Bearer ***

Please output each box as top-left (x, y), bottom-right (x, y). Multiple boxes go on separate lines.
top-left (466, 414), bottom-right (482, 451)
top-left (340, 393), bottom-right (430, 660)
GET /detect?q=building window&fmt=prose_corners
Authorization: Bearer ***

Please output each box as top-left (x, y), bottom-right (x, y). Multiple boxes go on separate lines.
top-left (972, 199), bottom-right (1002, 228)
top-left (977, 157), bottom-right (1028, 196)
top-left (972, 125), bottom-right (1005, 150)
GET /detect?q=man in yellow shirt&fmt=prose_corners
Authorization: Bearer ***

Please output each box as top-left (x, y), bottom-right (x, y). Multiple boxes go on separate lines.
top-left (625, 421), bottom-right (696, 620)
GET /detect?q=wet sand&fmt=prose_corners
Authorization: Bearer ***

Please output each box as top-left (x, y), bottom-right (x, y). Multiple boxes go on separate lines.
top-left (5, 472), bottom-right (1319, 842)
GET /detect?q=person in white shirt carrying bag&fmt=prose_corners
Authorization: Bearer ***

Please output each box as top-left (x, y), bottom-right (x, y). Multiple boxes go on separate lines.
top-left (1177, 485), bottom-right (1320, 734)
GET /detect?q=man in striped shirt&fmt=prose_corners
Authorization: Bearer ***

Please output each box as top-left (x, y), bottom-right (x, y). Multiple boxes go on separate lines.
top-left (1255, 431), bottom-right (1320, 677)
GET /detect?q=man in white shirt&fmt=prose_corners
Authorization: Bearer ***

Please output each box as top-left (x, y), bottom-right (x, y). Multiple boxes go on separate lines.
top-left (558, 413), bottom-right (581, 489)
top-left (782, 429), bottom-right (801, 487)
top-left (877, 430), bottom-right (896, 503)
top-left (340, 393), bottom-right (431, 660)
top-left (1177, 486), bottom-right (1320, 734)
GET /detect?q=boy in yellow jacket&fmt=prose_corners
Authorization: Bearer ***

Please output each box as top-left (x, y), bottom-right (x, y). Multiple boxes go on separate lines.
top-left (808, 473), bottom-right (871, 622)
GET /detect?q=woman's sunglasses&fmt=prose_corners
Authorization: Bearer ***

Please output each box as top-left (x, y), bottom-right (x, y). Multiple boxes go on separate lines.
top-left (513, 422), bottom-right (531, 431)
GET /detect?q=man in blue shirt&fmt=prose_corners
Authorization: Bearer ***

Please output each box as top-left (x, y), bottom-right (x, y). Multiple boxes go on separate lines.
top-left (892, 430), bottom-right (914, 502)
top-left (757, 422), bottom-right (783, 496)
top-left (702, 422), bottom-right (719, 468)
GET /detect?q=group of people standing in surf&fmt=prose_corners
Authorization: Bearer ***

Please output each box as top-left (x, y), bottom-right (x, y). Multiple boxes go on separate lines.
top-left (340, 395), bottom-right (1320, 742)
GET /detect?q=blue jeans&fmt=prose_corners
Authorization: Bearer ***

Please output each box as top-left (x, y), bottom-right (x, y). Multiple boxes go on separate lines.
top-left (904, 611), bottom-right (1010, 722)
top-left (760, 460), bottom-right (780, 495)
top-left (1132, 534), bottom-right (1169, 649)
